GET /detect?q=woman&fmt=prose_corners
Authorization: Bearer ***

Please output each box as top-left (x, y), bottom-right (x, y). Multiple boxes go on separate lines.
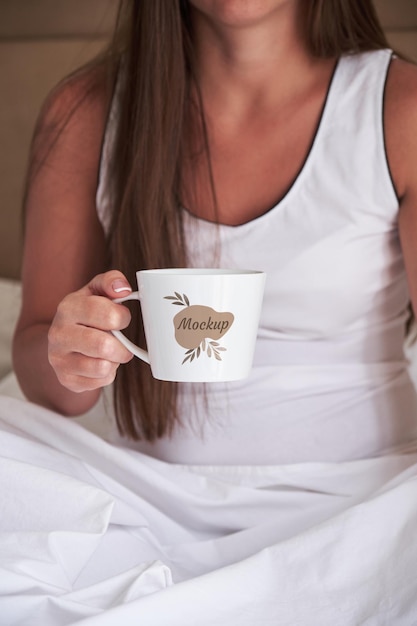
top-left (5, 0), bottom-right (417, 622)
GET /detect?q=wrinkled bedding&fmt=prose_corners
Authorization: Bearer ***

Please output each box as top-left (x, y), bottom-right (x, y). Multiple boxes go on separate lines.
top-left (0, 278), bottom-right (20, 380)
top-left (2, 392), bottom-right (417, 624)
top-left (2, 282), bottom-right (417, 624)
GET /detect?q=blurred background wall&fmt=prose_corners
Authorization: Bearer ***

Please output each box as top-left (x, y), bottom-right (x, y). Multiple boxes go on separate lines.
top-left (0, 0), bottom-right (416, 281)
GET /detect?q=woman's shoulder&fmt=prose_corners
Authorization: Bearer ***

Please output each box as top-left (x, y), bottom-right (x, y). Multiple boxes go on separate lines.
top-left (386, 56), bottom-right (417, 103)
top-left (384, 56), bottom-right (417, 200)
top-left (28, 61), bottom-right (116, 189)
top-left (34, 62), bottom-right (113, 155)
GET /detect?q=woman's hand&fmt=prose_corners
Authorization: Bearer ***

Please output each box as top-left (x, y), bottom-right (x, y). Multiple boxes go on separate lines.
top-left (48, 270), bottom-right (135, 393)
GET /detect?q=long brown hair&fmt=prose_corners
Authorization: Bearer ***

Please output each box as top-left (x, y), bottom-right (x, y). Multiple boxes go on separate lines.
top-left (56, 0), bottom-right (388, 440)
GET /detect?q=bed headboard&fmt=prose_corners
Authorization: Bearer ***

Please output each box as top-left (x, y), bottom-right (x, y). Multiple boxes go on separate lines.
top-left (0, 0), bottom-right (416, 281)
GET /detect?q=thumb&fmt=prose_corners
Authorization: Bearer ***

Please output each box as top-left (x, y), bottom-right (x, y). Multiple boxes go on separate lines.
top-left (86, 270), bottom-right (133, 299)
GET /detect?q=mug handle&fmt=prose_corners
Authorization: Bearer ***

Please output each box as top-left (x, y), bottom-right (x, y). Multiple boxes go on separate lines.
top-left (111, 291), bottom-right (150, 364)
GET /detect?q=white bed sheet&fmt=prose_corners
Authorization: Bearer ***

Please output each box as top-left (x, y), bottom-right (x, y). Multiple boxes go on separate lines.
top-left (0, 278), bottom-right (20, 380)
top-left (2, 391), bottom-right (417, 625)
top-left (2, 282), bottom-right (417, 623)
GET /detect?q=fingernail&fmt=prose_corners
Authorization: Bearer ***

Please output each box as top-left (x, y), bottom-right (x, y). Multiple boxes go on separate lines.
top-left (113, 280), bottom-right (132, 294)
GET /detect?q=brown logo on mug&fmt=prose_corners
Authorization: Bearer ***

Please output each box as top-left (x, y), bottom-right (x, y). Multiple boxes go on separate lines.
top-left (164, 293), bottom-right (234, 364)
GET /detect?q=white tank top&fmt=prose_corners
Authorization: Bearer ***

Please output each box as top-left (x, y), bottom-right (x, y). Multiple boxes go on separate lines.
top-left (97, 49), bottom-right (417, 465)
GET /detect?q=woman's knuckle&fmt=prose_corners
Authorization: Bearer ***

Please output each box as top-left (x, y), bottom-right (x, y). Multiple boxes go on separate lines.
top-left (107, 306), bottom-right (124, 330)
top-left (103, 369), bottom-right (117, 387)
top-left (88, 297), bottom-right (103, 318)
top-left (48, 350), bottom-right (59, 370)
top-left (49, 347), bottom-right (67, 372)
top-left (88, 299), bottom-right (118, 330)
top-left (56, 294), bottom-right (73, 318)
top-left (95, 358), bottom-right (112, 378)
top-left (97, 333), bottom-right (115, 359)
top-left (57, 370), bottom-right (74, 389)
top-left (55, 300), bottom-right (65, 318)
top-left (48, 324), bottom-right (59, 347)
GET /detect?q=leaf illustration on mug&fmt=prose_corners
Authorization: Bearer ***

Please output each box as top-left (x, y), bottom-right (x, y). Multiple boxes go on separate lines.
top-left (164, 292), bottom-right (234, 364)
top-left (163, 292), bottom-right (190, 307)
top-left (181, 340), bottom-right (227, 365)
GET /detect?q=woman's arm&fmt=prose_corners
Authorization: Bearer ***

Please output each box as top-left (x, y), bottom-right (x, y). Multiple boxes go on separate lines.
top-left (385, 58), bottom-right (417, 314)
top-left (12, 71), bottom-right (133, 416)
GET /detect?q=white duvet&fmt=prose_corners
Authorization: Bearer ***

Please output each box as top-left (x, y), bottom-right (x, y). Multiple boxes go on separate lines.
top-left (2, 274), bottom-right (417, 624)
top-left (2, 386), bottom-right (417, 625)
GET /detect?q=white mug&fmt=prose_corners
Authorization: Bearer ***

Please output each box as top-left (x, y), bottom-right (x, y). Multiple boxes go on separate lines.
top-left (112, 268), bottom-right (266, 382)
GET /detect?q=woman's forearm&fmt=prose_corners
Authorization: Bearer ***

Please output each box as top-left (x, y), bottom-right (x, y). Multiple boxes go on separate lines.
top-left (12, 323), bottom-right (101, 416)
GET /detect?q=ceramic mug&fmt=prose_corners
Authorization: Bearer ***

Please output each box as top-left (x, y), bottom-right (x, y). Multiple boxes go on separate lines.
top-left (112, 268), bottom-right (266, 382)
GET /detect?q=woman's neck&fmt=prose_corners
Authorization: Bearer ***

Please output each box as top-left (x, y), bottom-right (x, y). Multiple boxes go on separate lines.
top-left (189, 1), bottom-right (316, 118)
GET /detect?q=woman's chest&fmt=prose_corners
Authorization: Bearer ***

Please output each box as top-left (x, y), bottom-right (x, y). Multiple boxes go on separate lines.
top-left (184, 179), bottom-right (407, 339)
